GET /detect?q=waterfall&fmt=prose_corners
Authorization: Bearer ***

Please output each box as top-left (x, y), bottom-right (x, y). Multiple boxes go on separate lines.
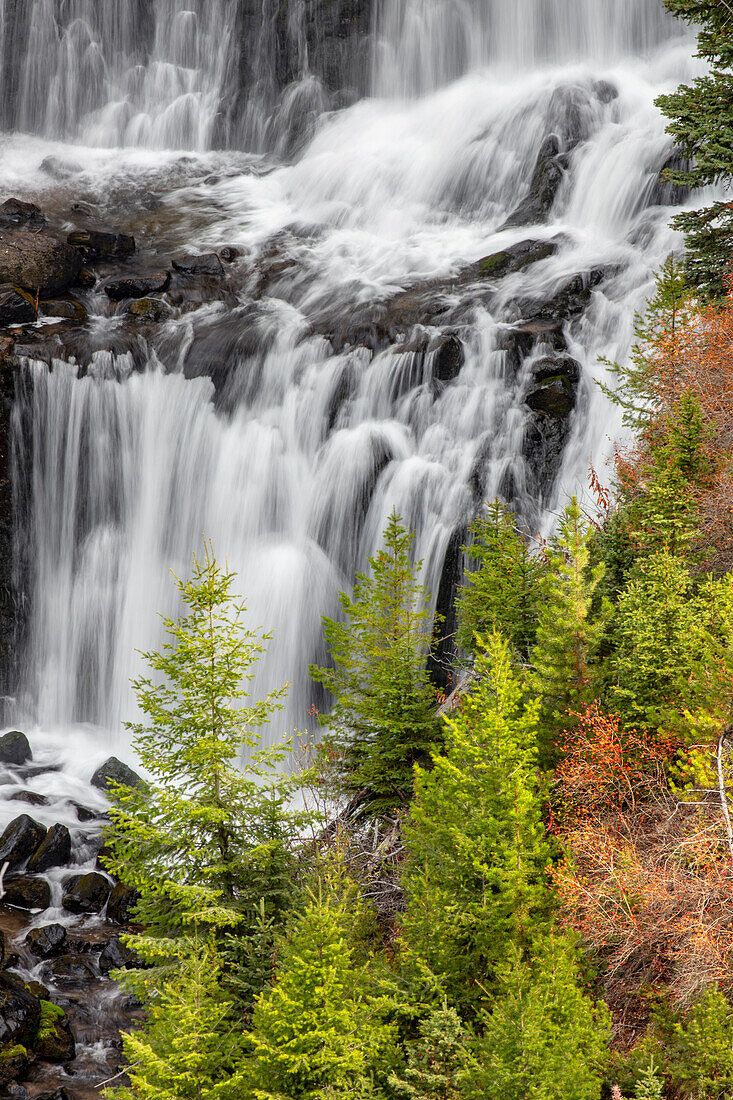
top-left (0, 0), bottom-right (701, 742)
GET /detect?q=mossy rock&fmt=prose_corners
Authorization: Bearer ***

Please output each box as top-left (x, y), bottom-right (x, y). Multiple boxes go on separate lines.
top-left (0, 1043), bottom-right (28, 1087)
top-left (33, 1001), bottom-right (74, 1063)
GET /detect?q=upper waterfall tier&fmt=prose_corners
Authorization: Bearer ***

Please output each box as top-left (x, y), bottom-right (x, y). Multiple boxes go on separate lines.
top-left (0, 0), bottom-right (680, 152)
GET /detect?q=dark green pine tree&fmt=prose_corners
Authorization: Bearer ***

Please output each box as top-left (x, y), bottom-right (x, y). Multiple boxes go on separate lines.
top-left (456, 500), bottom-right (543, 660)
top-left (310, 511), bottom-right (439, 814)
top-left (656, 2), bottom-right (733, 295)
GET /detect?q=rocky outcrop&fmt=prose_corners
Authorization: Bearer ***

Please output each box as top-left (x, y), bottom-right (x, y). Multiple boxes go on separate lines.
top-left (0, 233), bottom-right (82, 296)
top-left (502, 136), bottom-right (565, 228)
top-left (61, 872), bottom-right (112, 915)
top-left (0, 816), bottom-right (47, 871)
top-left (104, 272), bottom-right (170, 301)
top-left (66, 230), bottom-right (135, 262)
top-left (90, 757), bottom-right (144, 793)
top-left (0, 732), bottom-right (31, 767)
top-left (27, 824), bottom-right (72, 874)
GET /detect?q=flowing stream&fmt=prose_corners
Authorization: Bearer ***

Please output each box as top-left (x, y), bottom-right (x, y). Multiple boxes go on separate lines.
top-left (0, 0), bottom-right (702, 759)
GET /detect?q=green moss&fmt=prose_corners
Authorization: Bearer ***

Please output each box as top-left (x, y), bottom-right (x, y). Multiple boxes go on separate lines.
top-left (479, 251), bottom-right (510, 276)
top-left (0, 1043), bottom-right (27, 1064)
top-left (34, 1000), bottom-right (65, 1045)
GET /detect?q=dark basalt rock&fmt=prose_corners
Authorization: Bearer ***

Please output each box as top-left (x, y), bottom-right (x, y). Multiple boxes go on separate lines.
top-left (127, 296), bottom-right (171, 322)
top-left (27, 823), bottom-right (72, 874)
top-left (35, 1011), bottom-right (75, 1063)
top-left (173, 252), bottom-right (224, 277)
top-left (104, 271), bottom-right (170, 301)
top-left (220, 246), bottom-right (240, 262)
top-left (430, 333), bottom-right (465, 386)
top-left (530, 354), bottom-right (582, 385)
top-left (38, 298), bottom-right (87, 323)
top-left (0, 815), bottom-right (47, 870)
top-left (99, 935), bottom-right (144, 974)
top-left (105, 882), bottom-right (139, 925)
top-left (0, 1051), bottom-right (29, 1089)
top-left (90, 756), bottom-right (143, 792)
top-left (502, 135), bottom-right (565, 228)
top-left (514, 268), bottom-right (607, 325)
top-left (0, 199), bottom-right (46, 231)
top-left (3, 875), bottom-right (51, 910)
top-left (476, 238), bottom-right (559, 279)
top-left (75, 267), bottom-right (96, 289)
top-left (69, 801), bottom-right (99, 822)
top-left (0, 286), bottom-right (37, 327)
top-left (67, 229), bottom-right (135, 262)
top-left (650, 148), bottom-right (690, 207)
top-left (4, 1079), bottom-right (29, 1096)
top-left (25, 924), bottom-right (67, 960)
top-left (61, 871), bottom-right (111, 914)
top-left (0, 731), bottom-right (31, 766)
top-left (41, 953), bottom-right (96, 988)
top-left (0, 233), bottom-right (83, 295)
top-left (0, 971), bottom-right (41, 1045)
top-left (526, 377), bottom-right (576, 418)
top-left (7, 791), bottom-right (49, 807)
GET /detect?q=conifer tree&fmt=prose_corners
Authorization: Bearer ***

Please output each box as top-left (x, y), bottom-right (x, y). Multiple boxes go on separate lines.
top-left (456, 500), bottom-right (543, 659)
top-left (106, 934), bottom-right (247, 1100)
top-left (389, 1002), bottom-right (476, 1099)
top-left (656, 4), bottom-right (733, 294)
top-left (531, 497), bottom-right (606, 760)
top-left (467, 939), bottom-right (611, 1100)
top-left (399, 633), bottom-right (551, 1007)
top-left (105, 544), bottom-right (305, 961)
top-left (310, 511), bottom-right (439, 813)
top-left (244, 897), bottom-right (397, 1099)
top-left (634, 1059), bottom-right (664, 1100)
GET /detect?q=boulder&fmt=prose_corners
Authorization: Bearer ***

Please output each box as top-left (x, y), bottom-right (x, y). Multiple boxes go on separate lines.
top-left (61, 871), bottom-right (111, 914)
top-left (90, 756), bottom-right (143, 792)
top-left (430, 333), bottom-right (464, 385)
top-left (0, 287), bottom-right (37, 327)
top-left (41, 953), bottom-right (96, 989)
top-left (525, 377), bottom-right (576, 418)
top-left (40, 156), bottom-right (82, 180)
top-left (67, 229), bottom-right (135, 262)
top-left (105, 882), bottom-right (139, 925)
top-left (502, 135), bottom-right (565, 228)
top-left (3, 875), bottom-right (51, 910)
top-left (0, 971), bottom-right (41, 1045)
top-left (104, 271), bottom-right (170, 301)
top-left (7, 791), bottom-right (49, 807)
top-left (4, 1080), bottom-right (29, 1097)
top-left (0, 1049), bottom-right (29, 1089)
top-left (0, 731), bottom-right (32, 766)
top-left (0, 233), bottom-right (83, 296)
top-left (477, 238), bottom-right (559, 279)
top-left (0, 199), bottom-right (46, 231)
top-left (99, 935), bottom-right (144, 974)
top-left (127, 297), bottom-right (171, 322)
top-left (650, 148), bottom-right (690, 207)
top-left (39, 298), bottom-right (87, 322)
top-left (69, 801), bottom-right (99, 822)
top-left (27, 824), bottom-right (72, 874)
top-left (220, 246), bottom-right (240, 262)
top-left (530, 354), bottom-right (582, 385)
top-left (173, 252), bottom-right (224, 277)
top-left (76, 268), bottom-right (96, 289)
top-left (34, 1009), bottom-right (75, 1063)
top-left (25, 924), bottom-right (68, 960)
top-left (0, 815), bottom-right (47, 870)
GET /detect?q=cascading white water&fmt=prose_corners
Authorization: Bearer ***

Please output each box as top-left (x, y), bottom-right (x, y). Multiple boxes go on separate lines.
top-left (0, 0), bottom-right (705, 747)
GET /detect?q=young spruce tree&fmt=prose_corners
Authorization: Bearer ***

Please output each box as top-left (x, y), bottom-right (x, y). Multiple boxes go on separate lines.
top-left (310, 511), bottom-right (439, 813)
top-left (456, 499), bottom-right (543, 659)
top-left (399, 633), bottom-right (551, 1008)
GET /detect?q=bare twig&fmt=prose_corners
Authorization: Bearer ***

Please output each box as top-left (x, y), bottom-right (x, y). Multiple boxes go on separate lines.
top-left (716, 731), bottom-right (733, 868)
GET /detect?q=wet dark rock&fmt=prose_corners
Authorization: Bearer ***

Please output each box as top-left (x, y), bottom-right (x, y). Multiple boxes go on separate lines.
top-left (3, 875), bottom-right (51, 910)
top-left (502, 135), bottom-right (565, 228)
top-left (650, 148), bottom-right (690, 207)
top-left (127, 296), bottom-right (171, 322)
top-left (5, 1081), bottom-right (29, 1097)
top-left (27, 824), bottom-right (72, 874)
top-left (0, 971), bottom-right (41, 1045)
top-left (104, 271), bottom-right (170, 301)
top-left (514, 269), bottom-right (607, 325)
top-left (547, 84), bottom-right (595, 152)
top-left (526, 377), bottom-right (576, 417)
top-left (25, 981), bottom-right (51, 1000)
top-left (0, 232), bottom-right (83, 296)
top-left (7, 791), bottom-right (49, 807)
top-left (61, 871), bottom-right (111, 914)
top-left (2, 952), bottom-right (19, 969)
top-left (523, 411), bottom-right (572, 495)
top-left (25, 924), bottom-right (67, 960)
top-left (106, 882), bottom-right (139, 925)
top-left (35, 1010), bottom-right (75, 1063)
top-left (0, 815), bottom-right (47, 870)
top-left (0, 732), bottom-right (31, 767)
top-left (0, 199), bottom-right (46, 231)
top-left (38, 298), bottom-right (87, 323)
top-left (95, 838), bottom-right (113, 873)
top-left (173, 252), bottom-right (224, 277)
top-left (0, 1052), bottom-right (29, 1090)
top-left (0, 286), bottom-right (37, 326)
top-left (39, 156), bottom-right (83, 180)
top-left (99, 936), bottom-right (143, 974)
top-left (90, 757), bottom-right (143, 793)
top-left (476, 238), bottom-right (559, 279)
top-left (530, 354), bottom-right (582, 385)
top-left (66, 229), bottom-right (135, 262)
top-left (430, 333), bottom-right (464, 385)
top-left (75, 268), bottom-right (96, 289)
top-left (220, 246), bottom-right (240, 262)
top-left (69, 801), bottom-right (99, 822)
top-left (41, 953), bottom-right (96, 988)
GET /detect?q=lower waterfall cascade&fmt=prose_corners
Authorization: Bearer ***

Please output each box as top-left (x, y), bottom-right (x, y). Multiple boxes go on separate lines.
top-left (0, 0), bottom-right (706, 756)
